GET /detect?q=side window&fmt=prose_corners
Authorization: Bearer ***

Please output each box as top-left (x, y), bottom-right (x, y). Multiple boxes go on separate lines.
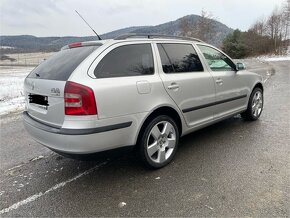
top-left (197, 45), bottom-right (236, 71)
top-left (157, 43), bottom-right (203, 73)
top-left (94, 44), bottom-right (154, 78)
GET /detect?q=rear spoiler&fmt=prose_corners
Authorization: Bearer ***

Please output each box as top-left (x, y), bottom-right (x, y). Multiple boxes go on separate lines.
top-left (61, 41), bottom-right (103, 50)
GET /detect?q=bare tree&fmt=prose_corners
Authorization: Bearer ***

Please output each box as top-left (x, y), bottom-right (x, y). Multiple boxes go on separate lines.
top-left (179, 10), bottom-right (217, 42)
top-left (196, 10), bottom-right (217, 42)
top-left (224, 0), bottom-right (289, 57)
top-left (266, 7), bottom-right (285, 54)
top-left (179, 18), bottom-right (191, 37)
top-left (282, 0), bottom-right (290, 40)
top-left (250, 17), bottom-right (266, 36)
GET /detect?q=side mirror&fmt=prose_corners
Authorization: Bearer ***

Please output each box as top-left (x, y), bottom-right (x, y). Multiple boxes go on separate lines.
top-left (236, 62), bottom-right (246, 71)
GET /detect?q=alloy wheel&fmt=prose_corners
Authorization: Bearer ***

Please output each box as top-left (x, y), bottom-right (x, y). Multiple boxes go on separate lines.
top-left (146, 121), bottom-right (177, 164)
top-left (252, 91), bottom-right (263, 117)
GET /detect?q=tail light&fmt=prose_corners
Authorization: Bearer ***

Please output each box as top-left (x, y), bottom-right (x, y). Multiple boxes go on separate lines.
top-left (64, 81), bottom-right (97, 115)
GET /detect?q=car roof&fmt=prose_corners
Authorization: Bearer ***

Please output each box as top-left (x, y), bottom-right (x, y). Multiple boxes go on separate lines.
top-left (62, 34), bottom-right (207, 50)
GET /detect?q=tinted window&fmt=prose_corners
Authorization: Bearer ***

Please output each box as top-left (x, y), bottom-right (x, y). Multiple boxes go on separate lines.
top-left (94, 44), bottom-right (154, 78)
top-left (28, 46), bottom-right (98, 81)
top-left (197, 45), bottom-right (236, 71)
top-left (157, 44), bottom-right (175, 73)
top-left (157, 43), bottom-right (203, 73)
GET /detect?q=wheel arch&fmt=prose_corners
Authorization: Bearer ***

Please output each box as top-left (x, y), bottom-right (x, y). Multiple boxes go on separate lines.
top-left (246, 82), bottom-right (264, 105)
top-left (241, 81), bottom-right (264, 121)
top-left (242, 81), bottom-right (264, 110)
top-left (135, 106), bottom-right (183, 146)
top-left (253, 82), bottom-right (264, 92)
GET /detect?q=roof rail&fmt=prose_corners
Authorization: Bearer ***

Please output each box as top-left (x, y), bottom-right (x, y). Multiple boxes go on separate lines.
top-left (114, 33), bottom-right (204, 42)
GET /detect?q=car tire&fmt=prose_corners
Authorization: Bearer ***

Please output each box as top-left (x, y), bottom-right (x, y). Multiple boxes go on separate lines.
top-left (137, 115), bottom-right (179, 169)
top-left (241, 87), bottom-right (263, 121)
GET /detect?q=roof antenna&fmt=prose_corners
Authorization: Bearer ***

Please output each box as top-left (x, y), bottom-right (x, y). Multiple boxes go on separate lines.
top-left (75, 10), bottom-right (102, 40)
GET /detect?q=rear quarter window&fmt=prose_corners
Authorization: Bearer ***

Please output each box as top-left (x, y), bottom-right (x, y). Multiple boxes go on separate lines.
top-left (28, 46), bottom-right (98, 81)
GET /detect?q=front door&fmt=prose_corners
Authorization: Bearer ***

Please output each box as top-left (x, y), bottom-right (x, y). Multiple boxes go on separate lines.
top-left (197, 44), bottom-right (248, 119)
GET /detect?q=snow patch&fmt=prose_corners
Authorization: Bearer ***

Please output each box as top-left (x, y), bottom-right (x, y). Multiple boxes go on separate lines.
top-left (263, 56), bottom-right (290, 61)
top-left (29, 156), bottom-right (44, 162)
top-left (0, 66), bottom-right (33, 116)
top-left (118, 202), bottom-right (127, 208)
top-left (257, 55), bottom-right (290, 62)
top-left (0, 46), bottom-right (15, 49)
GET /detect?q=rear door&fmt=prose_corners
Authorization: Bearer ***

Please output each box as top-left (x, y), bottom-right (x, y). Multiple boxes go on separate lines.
top-left (86, 41), bottom-right (164, 119)
top-left (154, 42), bottom-right (215, 127)
top-left (196, 44), bottom-right (248, 119)
top-left (24, 46), bottom-right (98, 127)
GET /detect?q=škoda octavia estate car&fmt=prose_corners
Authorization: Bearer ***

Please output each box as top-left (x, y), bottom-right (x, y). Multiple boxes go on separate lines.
top-left (23, 34), bottom-right (264, 168)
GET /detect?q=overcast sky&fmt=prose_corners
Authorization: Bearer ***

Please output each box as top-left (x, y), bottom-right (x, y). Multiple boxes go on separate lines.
top-left (0, 0), bottom-right (286, 37)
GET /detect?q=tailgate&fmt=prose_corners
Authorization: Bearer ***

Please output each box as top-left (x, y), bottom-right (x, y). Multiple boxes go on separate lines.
top-left (24, 78), bottom-right (65, 127)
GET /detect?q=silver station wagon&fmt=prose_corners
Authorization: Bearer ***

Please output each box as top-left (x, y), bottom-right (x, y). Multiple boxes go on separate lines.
top-left (23, 34), bottom-right (264, 168)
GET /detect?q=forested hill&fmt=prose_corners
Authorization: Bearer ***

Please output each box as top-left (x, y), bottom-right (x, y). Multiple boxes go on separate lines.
top-left (0, 14), bottom-right (233, 53)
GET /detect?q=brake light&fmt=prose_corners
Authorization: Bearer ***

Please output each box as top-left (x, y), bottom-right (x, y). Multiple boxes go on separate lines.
top-left (68, 42), bottom-right (82, 48)
top-left (64, 81), bottom-right (97, 115)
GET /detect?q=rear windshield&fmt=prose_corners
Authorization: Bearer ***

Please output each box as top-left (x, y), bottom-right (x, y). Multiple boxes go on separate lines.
top-left (28, 46), bottom-right (99, 81)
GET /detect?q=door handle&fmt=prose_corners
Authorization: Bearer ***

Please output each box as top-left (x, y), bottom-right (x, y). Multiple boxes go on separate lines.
top-left (167, 83), bottom-right (179, 90)
top-left (215, 78), bottom-right (223, 85)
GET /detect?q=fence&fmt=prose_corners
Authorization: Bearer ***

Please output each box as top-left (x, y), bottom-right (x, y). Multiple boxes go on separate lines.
top-left (0, 52), bottom-right (55, 67)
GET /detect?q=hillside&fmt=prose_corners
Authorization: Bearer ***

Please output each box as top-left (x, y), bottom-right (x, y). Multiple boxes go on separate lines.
top-left (0, 15), bottom-right (233, 53)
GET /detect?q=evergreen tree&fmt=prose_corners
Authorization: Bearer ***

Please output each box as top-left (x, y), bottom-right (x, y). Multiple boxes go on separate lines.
top-left (222, 29), bottom-right (247, 58)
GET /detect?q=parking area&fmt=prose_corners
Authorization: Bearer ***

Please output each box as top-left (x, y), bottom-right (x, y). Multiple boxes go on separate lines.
top-left (0, 60), bottom-right (289, 217)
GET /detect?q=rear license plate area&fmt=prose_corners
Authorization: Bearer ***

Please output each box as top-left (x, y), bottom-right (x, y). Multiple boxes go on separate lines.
top-left (28, 94), bottom-right (49, 107)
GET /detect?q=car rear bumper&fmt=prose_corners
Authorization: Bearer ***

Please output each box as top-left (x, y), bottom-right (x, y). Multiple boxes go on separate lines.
top-left (23, 111), bottom-right (137, 154)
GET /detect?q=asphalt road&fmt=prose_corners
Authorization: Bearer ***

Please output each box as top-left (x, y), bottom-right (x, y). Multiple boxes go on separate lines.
top-left (0, 60), bottom-right (289, 217)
